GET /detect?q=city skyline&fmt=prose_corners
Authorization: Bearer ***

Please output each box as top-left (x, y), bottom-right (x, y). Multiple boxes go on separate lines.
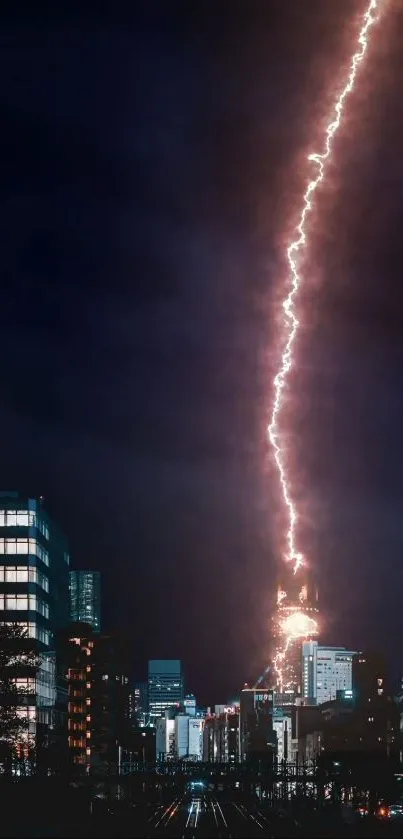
top-left (2, 2), bottom-right (403, 834)
top-left (0, 488), bottom-right (399, 708)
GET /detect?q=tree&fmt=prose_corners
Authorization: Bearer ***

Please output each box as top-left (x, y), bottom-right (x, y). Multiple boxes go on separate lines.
top-left (0, 623), bottom-right (40, 775)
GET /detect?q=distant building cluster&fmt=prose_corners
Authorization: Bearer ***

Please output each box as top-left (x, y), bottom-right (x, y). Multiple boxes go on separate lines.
top-left (0, 490), bottom-right (401, 777)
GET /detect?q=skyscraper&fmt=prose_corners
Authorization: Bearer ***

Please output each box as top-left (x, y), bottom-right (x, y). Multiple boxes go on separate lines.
top-left (272, 565), bottom-right (319, 706)
top-left (148, 660), bottom-right (184, 721)
top-left (0, 492), bottom-right (69, 741)
top-left (69, 570), bottom-right (101, 632)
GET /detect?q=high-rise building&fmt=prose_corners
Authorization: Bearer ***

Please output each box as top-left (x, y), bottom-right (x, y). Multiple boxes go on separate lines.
top-left (65, 626), bottom-right (130, 772)
top-left (148, 660), bottom-right (184, 721)
top-left (272, 567), bottom-right (319, 706)
top-left (0, 492), bottom-right (69, 746)
top-left (69, 570), bottom-right (101, 633)
top-left (302, 641), bottom-right (356, 705)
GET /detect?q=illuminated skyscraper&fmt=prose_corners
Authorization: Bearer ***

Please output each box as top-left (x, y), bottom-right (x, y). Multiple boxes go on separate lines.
top-left (272, 566), bottom-right (319, 706)
top-left (148, 659), bottom-right (184, 721)
top-left (69, 570), bottom-right (101, 633)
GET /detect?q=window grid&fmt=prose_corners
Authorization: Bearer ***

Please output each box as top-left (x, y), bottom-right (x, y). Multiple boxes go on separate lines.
top-left (0, 594), bottom-right (49, 618)
top-left (0, 510), bottom-right (49, 540)
top-left (0, 539), bottom-right (49, 566)
top-left (0, 566), bottom-right (49, 592)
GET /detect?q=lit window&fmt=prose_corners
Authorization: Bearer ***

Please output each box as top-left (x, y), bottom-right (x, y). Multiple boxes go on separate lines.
top-left (86, 747), bottom-right (91, 755)
top-left (0, 594), bottom-right (50, 617)
top-left (0, 538), bottom-right (49, 566)
top-left (0, 594), bottom-right (28, 610)
top-left (0, 511), bottom-right (31, 527)
top-left (102, 674), bottom-right (108, 681)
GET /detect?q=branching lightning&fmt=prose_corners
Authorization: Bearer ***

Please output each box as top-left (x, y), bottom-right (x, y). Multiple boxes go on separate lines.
top-left (268, 0), bottom-right (383, 690)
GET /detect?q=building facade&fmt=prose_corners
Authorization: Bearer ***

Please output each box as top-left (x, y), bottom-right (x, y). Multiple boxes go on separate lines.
top-left (203, 707), bottom-right (240, 764)
top-left (148, 660), bottom-right (184, 721)
top-left (296, 691), bottom-right (399, 764)
top-left (302, 641), bottom-right (356, 705)
top-left (69, 571), bottom-right (101, 633)
top-left (129, 681), bottom-right (147, 727)
top-left (66, 627), bottom-right (130, 773)
top-left (184, 693), bottom-right (197, 717)
top-left (239, 687), bottom-right (276, 764)
top-left (156, 713), bottom-right (175, 761)
top-left (188, 717), bottom-right (204, 760)
top-left (175, 714), bottom-right (189, 759)
top-left (272, 570), bottom-right (319, 706)
top-left (156, 709), bottom-right (204, 761)
top-left (0, 492), bottom-right (69, 748)
top-left (272, 709), bottom-right (292, 762)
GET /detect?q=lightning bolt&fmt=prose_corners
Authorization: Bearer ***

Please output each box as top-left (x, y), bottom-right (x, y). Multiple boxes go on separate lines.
top-left (268, 0), bottom-right (384, 690)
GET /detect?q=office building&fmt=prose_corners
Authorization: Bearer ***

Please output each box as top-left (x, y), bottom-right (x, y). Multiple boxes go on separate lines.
top-left (69, 570), bottom-right (101, 633)
top-left (0, 492), bottom-right (69, 750)
top-left (302, 641), bottom-right (356, 705)
top-left (148, 659), bottom-right (184, 721)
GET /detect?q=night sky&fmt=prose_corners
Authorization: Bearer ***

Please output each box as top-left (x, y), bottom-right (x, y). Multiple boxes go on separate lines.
top-left (1, 1), bottom-right (403, 704)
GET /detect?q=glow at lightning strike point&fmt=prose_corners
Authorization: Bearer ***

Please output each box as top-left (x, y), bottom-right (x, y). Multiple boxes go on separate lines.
top-left (268, 0), bottom-right (383, 686)
top-left (280, 612), bottom-right (318, 641)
